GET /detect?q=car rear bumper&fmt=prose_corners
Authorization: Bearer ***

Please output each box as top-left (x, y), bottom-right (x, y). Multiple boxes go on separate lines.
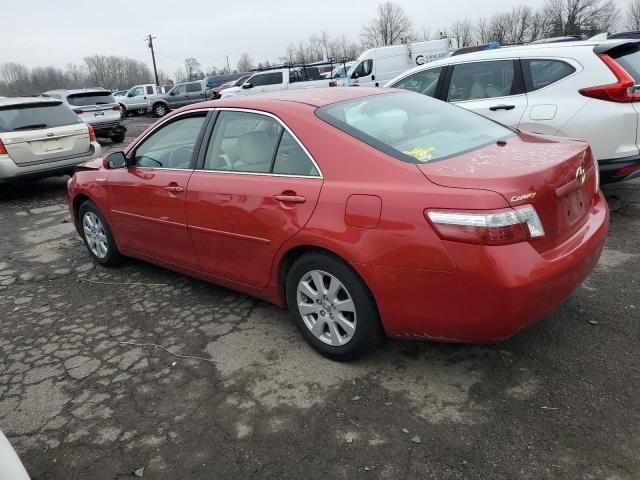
top-left (91, 121), bottom-right (126, 138)
top-left (599, 154), bottom-right (640, 183)
top-left (356, 192), bottom-right (609, 343)
top-left (0, 142), bottom-right (101, 183)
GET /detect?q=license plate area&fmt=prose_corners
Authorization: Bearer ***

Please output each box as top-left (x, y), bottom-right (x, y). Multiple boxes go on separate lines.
top-left (42, 139), bottom-right (63, 152)
top-left (561, 189), bottom-right (588, 228)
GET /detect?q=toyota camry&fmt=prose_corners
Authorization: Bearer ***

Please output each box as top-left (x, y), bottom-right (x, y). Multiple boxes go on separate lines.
top-left (67, 88), bottom-right (609, 360)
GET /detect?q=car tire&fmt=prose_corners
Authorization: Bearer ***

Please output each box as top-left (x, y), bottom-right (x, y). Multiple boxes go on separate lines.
top-left (286, 252), bottom-right (382, 361)
top-left (119, 104), bottom-right (128, 117)
top-left (111, 132), bottom-right (125, 144)
top-left (153, 103), bottom-right (168, 117)
top-left (78, 201), bottom-right (123, 267)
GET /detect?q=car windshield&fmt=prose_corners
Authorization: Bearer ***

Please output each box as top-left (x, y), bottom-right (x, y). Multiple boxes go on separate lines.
top-left (67, 92), bottom-right (115, 106)
top-left (316, 92), bottom-right (515, 163)
top-left (0, 102), bottom-right (81, 132)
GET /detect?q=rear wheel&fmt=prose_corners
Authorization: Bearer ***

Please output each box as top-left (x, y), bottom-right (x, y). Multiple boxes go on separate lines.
top-left (153, 103), bottom-right (168, 117)
top-left (111, 132), bottom-right (125, 144)
top-left (286, 252), bottom-right (382, 361)
top-left (119, 104), bottom-right (128, 117)
top-left (78, 201), bottom-right (123, 267)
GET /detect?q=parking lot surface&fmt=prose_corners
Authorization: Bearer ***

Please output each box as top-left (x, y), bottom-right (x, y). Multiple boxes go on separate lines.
top-left (0, 117), bottom-right (638, 480)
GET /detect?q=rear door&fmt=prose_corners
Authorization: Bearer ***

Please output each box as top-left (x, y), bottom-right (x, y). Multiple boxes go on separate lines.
top-left (184, 82), bottom-right (206, 106)
top-left (186, 109), bottom-right (323, 288)
top-left (444, 59), bottom-right (528, 127)
top-left (0, 101), bottom-right (90, 165)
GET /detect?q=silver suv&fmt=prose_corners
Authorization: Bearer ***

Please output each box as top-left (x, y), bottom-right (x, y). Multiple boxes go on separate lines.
top-left (43, 88), bottom-right (126, 143)
top-left (0, 97), bottom-right (101, 183)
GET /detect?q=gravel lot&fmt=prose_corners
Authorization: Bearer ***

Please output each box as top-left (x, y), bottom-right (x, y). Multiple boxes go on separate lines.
top-left (0, 116), bottom-right (638, 479)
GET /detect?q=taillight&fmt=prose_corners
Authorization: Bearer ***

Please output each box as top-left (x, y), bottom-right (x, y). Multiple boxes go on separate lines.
top-left (87, 125), bottom-right (96, 142)
top-left (579, 54), bottom-right (640, 103)
top-left (72, 108), bottom-right (83, 114)
top-left (0, 138), bottom-right (7, 155)
top-left (426, 205), bottom-right (545, 246)
top-left (612, 162), bottom-right (640, 179)
top-left (112, 104), bottom-right (121, 111)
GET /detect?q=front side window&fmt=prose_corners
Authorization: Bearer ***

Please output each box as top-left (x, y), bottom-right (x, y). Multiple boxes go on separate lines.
top-left (133, 114), bottom-right (206, 169)
top-left (172, 84), bottom-right (187, 95)
top-left (251, 72), bottom-right (283, 86)
top-left (353, 59), bottom-right (373, 78)
top-left (316, 92), bottom-right (514, 164)
top-left (129, 86), bottom-right (144, 97)
top-left (392, 67), bottom-right (443, 98)
top-left (186, 82), bottom-right (202, 93)
top-left (447, 60), bottom-right (515, 101)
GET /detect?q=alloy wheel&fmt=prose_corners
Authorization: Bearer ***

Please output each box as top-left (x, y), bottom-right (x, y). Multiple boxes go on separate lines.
top-left (82, 212), bottom-right (108, 259)
top-left (296, 270), bottom-right (357, 346)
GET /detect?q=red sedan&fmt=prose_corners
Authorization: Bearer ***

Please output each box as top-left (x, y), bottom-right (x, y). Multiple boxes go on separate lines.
top-left (67, 88), bottom-right (609, 360)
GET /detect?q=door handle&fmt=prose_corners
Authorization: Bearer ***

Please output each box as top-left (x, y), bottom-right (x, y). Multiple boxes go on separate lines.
top-left (273, 194), bottom-right (306, 204)
top-left (164, 185), bottom-right (184, 193)
top-left (489, 104), bottom-right (516, 111)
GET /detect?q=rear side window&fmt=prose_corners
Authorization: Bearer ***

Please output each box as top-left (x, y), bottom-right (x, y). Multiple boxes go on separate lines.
top-left (186, 83), bottom-right (202, 93)
top-left (272, 131), bottom-right (319, 176)
top-left (316, 92), bottom-right (514, 163)
top-left (447, 60), bottom-right (516, 101)
top-left (67, 92), bottom-right (116, 106)
top-left (146, 86), bottom-right (154, 94)
top-left (392, 67), bottom-right (443, 98)
top-left (612, 50), bottom-right (640, 83)
top-left (524, 59), bottom-right (576, 91)
top-left (0, 102), bottom-right (81, 132)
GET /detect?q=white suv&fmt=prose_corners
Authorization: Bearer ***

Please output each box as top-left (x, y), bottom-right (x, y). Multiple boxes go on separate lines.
top-left (0, 97), bottom-right (101, 183)
top-left (387, 39), bottom-right (640, 183)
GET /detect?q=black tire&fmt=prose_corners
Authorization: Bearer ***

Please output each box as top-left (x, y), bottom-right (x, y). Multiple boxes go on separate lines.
top-left (153, 103), bottom-right (168, 117)
top-left (286, 252), bottom-right (382, 361)
top-left (78, 200), bottom-right (123, 267)
top-left (111, 132), bottom-right (125, 144)
top-left (119, 104), bottom-right (128, 118)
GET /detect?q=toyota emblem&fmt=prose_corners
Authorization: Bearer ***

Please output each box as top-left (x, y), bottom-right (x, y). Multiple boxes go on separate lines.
top-left (576, 166), bottom-right (586, 186)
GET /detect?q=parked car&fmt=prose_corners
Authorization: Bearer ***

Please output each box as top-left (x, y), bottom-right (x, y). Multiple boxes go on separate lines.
top-left (0, 97), bottom-right (101, 183)
top-left (347, 39), bottom-right (450, 87)
top-left (67, 88), bottom-right (607, 360)
top-left (210, 74), bottom-right (252, 99)
top-left (147, 80), bottom-right (214, 117)
top-left (43, 88), bottom-right (126, 143)
top-left (204, 73), bottom-right (249, 89)
top-left (219, 68), bottom-right (335, 99)
top-left (0, 430), bottom-right (29, 480)
top-left (387, 39), bottom-right (640, 183)
top-left (118, 84), bottom-right (166, 117)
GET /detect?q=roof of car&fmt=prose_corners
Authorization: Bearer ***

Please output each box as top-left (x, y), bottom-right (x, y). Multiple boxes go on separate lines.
top-left (43, 88), bottom-right (110, 96)
top-left (0, 96), bottom-right (62, 108)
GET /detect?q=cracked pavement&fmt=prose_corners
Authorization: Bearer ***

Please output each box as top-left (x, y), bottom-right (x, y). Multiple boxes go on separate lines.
top-left (0, 117), bottom-right (638, 479)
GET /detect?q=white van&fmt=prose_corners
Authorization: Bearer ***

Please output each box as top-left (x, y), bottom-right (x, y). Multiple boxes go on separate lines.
top-left (348, 39), bottom-right (451, 87)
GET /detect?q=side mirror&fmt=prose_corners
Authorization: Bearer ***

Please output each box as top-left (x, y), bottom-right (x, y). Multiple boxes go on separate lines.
top-left (103, 151), bottom-right (126, 169)
top-left (127, 92), bottom-right (135, 97)
top-left (352, 72), bottom-right (359, 79)
top-left (242, 82), bottom-right (253, 89)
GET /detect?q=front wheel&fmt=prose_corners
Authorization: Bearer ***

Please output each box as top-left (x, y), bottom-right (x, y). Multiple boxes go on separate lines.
top-left (153, 103), bottom-right (168, 117)
top-left (286, 252), bottom-right (382, 361)
top-left (78, 201), bottom-right (123, 267)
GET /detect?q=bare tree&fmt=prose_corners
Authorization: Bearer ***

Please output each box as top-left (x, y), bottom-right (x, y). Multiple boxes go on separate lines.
top-left (184, 57), bottom-right (201, 81)
top-left (489, 12), bottom-right (512, 44)
top-left (360, 1), bottom-right (412, 47)
top-left (528, 10), bottom-right (553, 42)
top-left (451, 18), bottom-right (474, 47)
top-left (544, 0), bottom-right (620, 37)
top-left (237, 53), bottom-right (254, 73)
top-left (627, 0), bottom-right (640, 29)
top-left (507, 6), bottom-right (534, 44)
top-left (475, 17), bottom-right (491, 43)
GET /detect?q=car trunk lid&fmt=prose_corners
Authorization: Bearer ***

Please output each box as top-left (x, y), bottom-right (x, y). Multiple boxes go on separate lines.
top-left (417, 133), bottom-right (598, 252)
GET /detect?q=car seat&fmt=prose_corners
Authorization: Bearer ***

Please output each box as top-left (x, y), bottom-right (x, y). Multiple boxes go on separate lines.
top-left (234, 131), bottom-right (274, 172)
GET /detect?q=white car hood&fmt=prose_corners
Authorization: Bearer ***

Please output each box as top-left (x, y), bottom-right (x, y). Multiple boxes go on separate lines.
top-left (0, 431), bottom-right (29, 479)
top-left (220, 86), bottom-right (243, 98)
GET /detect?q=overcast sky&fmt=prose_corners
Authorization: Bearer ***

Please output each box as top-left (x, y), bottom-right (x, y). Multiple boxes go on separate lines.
top-left (1, 0), bottom-right (631, 73)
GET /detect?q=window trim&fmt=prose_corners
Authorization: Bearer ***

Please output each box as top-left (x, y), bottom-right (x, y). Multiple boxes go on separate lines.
top-left (520, 57), bottom-right (579, 93)
top-left (443, 58), bottom-right (525, 104)
top-left (127, 109), bottom-right (212, 171)
top-left (195, 107), bottom-right (323, 179)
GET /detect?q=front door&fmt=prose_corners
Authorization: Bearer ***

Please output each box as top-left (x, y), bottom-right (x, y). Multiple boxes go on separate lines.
top-left (186, 110), bottom-right (323, 288)
top-left (127, 86), bottom-right (148, 111)
top-left (446, 59), bottom-right (528, 128)
top-left (167, 84), bottom-right (188, 109)
top-left (107, 112), bottom-right (209, 269)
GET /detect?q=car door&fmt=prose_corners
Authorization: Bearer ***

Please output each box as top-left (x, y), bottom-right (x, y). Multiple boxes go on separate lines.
top-left (127, 86), bottom-right (147, 110)
top-left (107, 111), bottom-right (209, 269)
top-left (184, 82), bottom-right (206, 106)
top-left (186, 109), bottom-right (323, 288)
top-left (444, 59), bottom-right (527, 127)
top-left (167, 84), bottom-right (187, 109)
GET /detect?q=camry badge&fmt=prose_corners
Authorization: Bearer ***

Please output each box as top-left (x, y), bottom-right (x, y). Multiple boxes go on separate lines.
top-left (576, 166), bottom-right (586, 186)
top-left (511, 192), bottom-right (537, 203)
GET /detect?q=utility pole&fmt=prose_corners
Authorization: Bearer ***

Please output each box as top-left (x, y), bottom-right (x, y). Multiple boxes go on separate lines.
top-left (226, 55), bottom-right (231, 74)
top-left (147, 34), bottom-right (160, 86)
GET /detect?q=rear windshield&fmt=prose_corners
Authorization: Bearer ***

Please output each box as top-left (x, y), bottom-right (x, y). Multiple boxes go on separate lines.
top-left (614, 49), bottom-right (640, 84)
top-left (67, 92), bottom-right (115, 106)
top-left (0, 102), bottom-right (81, 132)
top-left (316, 92), bottom-right (514, 163)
